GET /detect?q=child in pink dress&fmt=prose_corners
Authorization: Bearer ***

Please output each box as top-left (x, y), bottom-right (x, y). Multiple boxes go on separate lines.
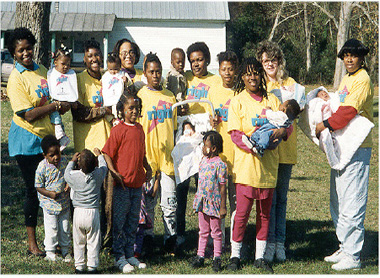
top-left (191, 130), bottom-right (227, 272)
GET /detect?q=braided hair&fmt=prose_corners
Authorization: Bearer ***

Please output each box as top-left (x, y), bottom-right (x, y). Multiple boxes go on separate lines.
top-left (143, 52), bottom-right (162, 71)
top-left (116, 89), bottom-right (142, 121)
top-left (233, 57), bottom-right (267, 99)
top-left (52, 44), bottom-right (72, 61)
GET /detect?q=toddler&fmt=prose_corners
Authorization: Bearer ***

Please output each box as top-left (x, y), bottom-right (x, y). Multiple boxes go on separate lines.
top-left (102, 92), bottom-right (152, 273)
top-left (102, 52), bottom-right (124, 121)
top-left (47, 45), bottom-right (78, 150)
top-left (166, 48), bottom-right (188, 115)
top-left (191, 131), bottom-right (227, 272)
top-left (64, 147), bottom-right (108, 274)
top-left (242, 99), bottom-right (301, 157)
top-left (35, 134), bottom-right (71, 262)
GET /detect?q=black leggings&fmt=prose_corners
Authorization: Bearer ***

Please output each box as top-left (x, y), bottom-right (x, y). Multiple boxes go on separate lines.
top-left (15, 154), bottom-right (44, 227)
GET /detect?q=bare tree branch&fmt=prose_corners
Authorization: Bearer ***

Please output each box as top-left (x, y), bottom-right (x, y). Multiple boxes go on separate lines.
top-left (268, 2), bottom-right (285, 41)
top-left (278, 10), bottom-right (303, 26)
top-left (353, 2), bottom-right (378, 27)
top-left (312, 2), bottom-right (338, 28)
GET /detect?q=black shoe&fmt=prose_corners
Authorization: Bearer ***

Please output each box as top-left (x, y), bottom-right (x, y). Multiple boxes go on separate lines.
top-left (212, 257), bottom-right (222, 272)
top-left (190, 255), bottom-right (205, 268)
top-left (75, 268), bottom-right (86, 274)
top-left (164, 235), bottom-right (177, 255)
top-left (87, 269), bottom-right (99, 274)
top-left (253, 258), bottom-right (274, 273)
top-left (227, 257), bottom-right (240, 271)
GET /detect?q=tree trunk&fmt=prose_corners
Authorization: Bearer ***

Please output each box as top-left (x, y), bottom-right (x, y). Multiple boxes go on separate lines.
top-left (304, 3), bottom-right (312, 72)
top-left (15, 2), bottom-right (51, 68)
top-left (333, 2), bottom-right (354, 89)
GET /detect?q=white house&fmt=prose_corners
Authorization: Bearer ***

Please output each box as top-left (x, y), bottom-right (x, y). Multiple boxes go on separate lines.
top-left (1, 1), bottom-right (230, 72)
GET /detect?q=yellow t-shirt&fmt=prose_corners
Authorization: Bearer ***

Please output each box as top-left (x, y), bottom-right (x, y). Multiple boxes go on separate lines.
top-left (184, 71), bottom-right (220, 114)
top-left (227, 90), bottom-right (281, 188)
top-left (7, 65), bottom-right (54, 138)
top-left (122, 68), bottom-right (143, 87)
top-left (338, 68), bottom-right (374, 148)
top-left (137, 86), bottom-right (177, 176)
top-left (266, 77), bottom-right (297, 164)
top-left (73, 70), bottom-right (111, 152)
top-left (209, 82), bottom-right (235, 173)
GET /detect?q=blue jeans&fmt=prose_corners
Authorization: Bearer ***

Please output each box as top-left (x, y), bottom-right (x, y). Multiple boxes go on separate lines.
top-left (330, 147), bottom-right (371, 260)
top-left (267, 163), bottom-right (293, 244)
top-left (112, 186), bottom-right (142, 260)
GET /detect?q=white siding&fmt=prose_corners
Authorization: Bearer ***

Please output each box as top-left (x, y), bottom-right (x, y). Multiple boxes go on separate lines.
top-left (109, 19), bottom-right (226, 73)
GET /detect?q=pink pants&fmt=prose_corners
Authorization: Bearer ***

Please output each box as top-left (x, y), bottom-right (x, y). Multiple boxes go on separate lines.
top-left (197, 212), bottom-right (222, 258)
top-left (232, 184), bottom-right (274, 242)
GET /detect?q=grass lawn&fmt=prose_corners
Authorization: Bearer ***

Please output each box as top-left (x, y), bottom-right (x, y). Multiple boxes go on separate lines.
top-left (1, 85), bottom-right (378, 275)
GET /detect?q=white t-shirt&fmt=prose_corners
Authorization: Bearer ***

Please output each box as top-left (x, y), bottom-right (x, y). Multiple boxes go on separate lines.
top-left (101, 71), bottom-right (124, 106)
top-left (47, 67), bottom-right (78, 102)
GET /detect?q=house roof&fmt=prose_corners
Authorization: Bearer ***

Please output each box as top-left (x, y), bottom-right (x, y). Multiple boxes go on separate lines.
top-left (1, 1), bottom-right (230, 22)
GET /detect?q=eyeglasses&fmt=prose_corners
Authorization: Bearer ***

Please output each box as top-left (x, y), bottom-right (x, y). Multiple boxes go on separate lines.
top-left (262, 58), bottom-right (278, 65)
top-left (120, 50), bottom-right (136, 57)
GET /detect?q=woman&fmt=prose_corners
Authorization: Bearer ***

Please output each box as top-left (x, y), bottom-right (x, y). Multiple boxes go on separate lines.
top-left (71, 39), bottom-right (113, 247)
top-left (256, 40), bottom-right (297, 262)
top-left (6, 27), bottom-right (70, 256)
top-left (227, 57), bottom-right (288, 273)
top-left (112, 39), bottom-right (143, 88)
top-left (315, 39), bottom-right (373, 271)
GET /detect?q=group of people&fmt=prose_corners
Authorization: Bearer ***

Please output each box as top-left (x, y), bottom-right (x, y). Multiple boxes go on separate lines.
top-left (6, 25), bottom-right (374, 274)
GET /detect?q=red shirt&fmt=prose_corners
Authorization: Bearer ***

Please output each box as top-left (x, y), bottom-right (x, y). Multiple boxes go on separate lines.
top-left (102, 121), bottom-right (146, 188)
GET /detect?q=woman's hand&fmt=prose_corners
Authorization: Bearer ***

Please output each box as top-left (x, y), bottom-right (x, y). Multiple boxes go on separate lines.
top-left (270, 127), bottom-right (287, 143)
top-left (58, 101), bottom-right (71, 114)
top-left (93, 148), bottom-right (101, 156)
top-left (210, 114), bottom-right (219, 128)
top-left (315, 122), bottom-right (326, 139)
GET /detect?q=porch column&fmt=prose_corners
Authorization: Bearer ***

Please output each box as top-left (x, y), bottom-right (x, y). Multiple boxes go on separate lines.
top-left (51, 32), bottom-right (56, 53)
top-left (103, 33), bottom-right (109, 70)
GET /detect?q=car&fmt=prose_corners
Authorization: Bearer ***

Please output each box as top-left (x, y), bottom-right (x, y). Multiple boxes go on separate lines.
top-left (1, 49), bottom-right (14, 83)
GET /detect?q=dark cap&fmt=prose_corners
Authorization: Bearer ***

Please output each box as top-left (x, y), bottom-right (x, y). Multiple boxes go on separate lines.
top-left (337, 39), bottom-right (369, 60)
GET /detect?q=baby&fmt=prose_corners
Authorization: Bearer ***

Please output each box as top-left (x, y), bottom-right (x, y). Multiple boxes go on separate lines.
top-left (242, 99), bottom-right (301, 157)
top-left (183, 121), bottom-right (196, 137)
top-left (166, 48), bottom-right (188, 115)
top-left (102, 52), bottom-right (124, 122)
top-left (316, 88), bottom-right (330, 101)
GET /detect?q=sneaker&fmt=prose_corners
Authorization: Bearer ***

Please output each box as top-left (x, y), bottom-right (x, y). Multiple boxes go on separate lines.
top-left (164, 235), bottom-right (177, 255)
top-left (87, 267), bottom-right (99, 274)
top-left (253, 258), bottom-right (274, 274)
top-left (264, 242), bottom-right (276, 263)
top-left (63, 253), bottom-right (73, 263)
top-left (324, 248), bottom-right (344, 263)
top-left (242, 135), bottom-right (254, 150)
top-left (275, 242), bottom-right (286, 262)
top-left (75, 267), bottom-right (86, 274)
top-left (331, 254), bottom-right (361, 271)
top-left (127, 256), bottom-right (147, 269)
top-left (59, 135), bottom-right (70, 151)
top-left (212, 257), bottom-right (222, 272)
top-left (45, 252), bottom-right (60, 262)
top-left (115, 256), bottom-right (134, 273)
top-left (253, 147), bottom-right (263, 157)
top-left (190, 255), bottom-right (204, 268)
top-left (227, 257), bottom-right (241, 271)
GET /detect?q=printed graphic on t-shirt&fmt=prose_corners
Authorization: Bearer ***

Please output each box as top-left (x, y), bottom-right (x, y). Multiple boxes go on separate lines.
top-left (147, 100), bottom-right (173, 133)
top-left (187, 83), bottom-right (210, 100)
top-left (35, 79), bottom-right (50, 106)
top-left (108, 77), bottom-right (120, 89)
top-left (215, 99), bottom-right (231, 123)
top-left (251, 109), bottom-right (269, 131)
top-left (56, 74), bottom-right (68, 86)
top-left (92, 89), bottom-right (104, 107)
top-left (338, 85), bottom-right (350, 102)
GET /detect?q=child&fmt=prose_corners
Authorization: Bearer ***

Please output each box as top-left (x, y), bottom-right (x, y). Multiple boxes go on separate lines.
top-left (166, 48), bottom-right (188, 115)
top-left (47, 45), bottom-right (78, 150)
top-left (242, 99), bottom-right (301, 157)
top-left (64, 147), bottom-right (108, 274)
top-left (191, 130), bottom-right (227, 272)
top-left (137, 53), bottom-right (178, 255)
top-left (102, 92), bottom-right (152, 273)
top-left (35, 135), bottom-right (71, 262)
top-left (182, 121), bottom-right (196, 137)
top-left (101, 52), bottom-right (124, 121)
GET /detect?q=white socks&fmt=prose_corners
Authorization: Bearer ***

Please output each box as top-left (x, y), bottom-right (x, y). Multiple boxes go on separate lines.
top-left (255, 239), bottom-right (267, 260)
top-left (55, 124), bottom-right (65, 139)
top-left (230, 240), bottom-right (242, 259)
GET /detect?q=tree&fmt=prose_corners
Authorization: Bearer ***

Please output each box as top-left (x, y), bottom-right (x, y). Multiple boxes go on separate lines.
top-left (15, 2), bottom-right (51, 67)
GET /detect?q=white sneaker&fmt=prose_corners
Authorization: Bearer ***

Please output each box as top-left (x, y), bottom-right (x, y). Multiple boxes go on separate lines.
top-left (127, 256), bottom-right (147, 269)
top-left (331, 254), bottom-right (361, 271)
top-left (115, 256), bottom-right (134, 273)
top-left (324, 248), bottom-right (344, 263)
top-left (63, 253), bottom-right (72, 263)
top-left (263, 242), bottom-right (275, 262)
top-left (44, 252), bottom-right (61, 262)
top-left (275, 242), bottom-right (286, 262)
top-left (241, 135), bottom-right (254, 149)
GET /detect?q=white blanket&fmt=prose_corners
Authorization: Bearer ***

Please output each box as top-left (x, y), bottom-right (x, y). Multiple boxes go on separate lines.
top-left (175, 113), bottom-right (212, 143)
top-left (298, 86), bottom-right (374, 170)
top-left (270, 82), bottom-right (306, 109)
top-left (101, 71), bottom-right (124, 106)
top-left (47, 68), bottom-right (78, 102)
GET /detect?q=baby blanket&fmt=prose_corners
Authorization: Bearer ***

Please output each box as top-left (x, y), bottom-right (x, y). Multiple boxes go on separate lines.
top-left (47, 68), bottom-right (78, 102)
top-left (270, 83), bottom-right (306, 109)
top-left (298, 86), bottom-right (374, 170)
